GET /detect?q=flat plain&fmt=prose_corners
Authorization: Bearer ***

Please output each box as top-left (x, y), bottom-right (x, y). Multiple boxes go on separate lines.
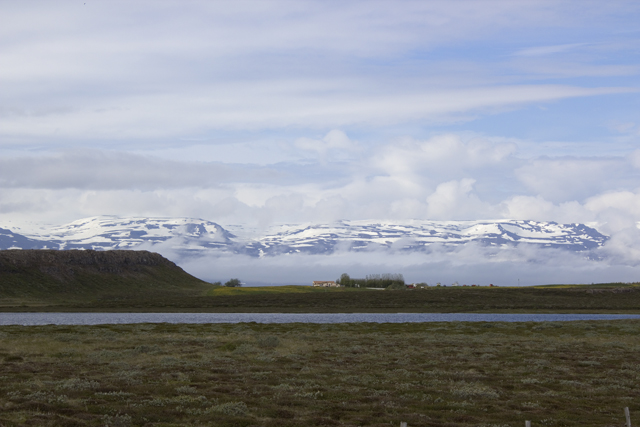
top-left (4, 284), bottom-right (640, 313)
top-left (1, 320), bottom-right (639, 427)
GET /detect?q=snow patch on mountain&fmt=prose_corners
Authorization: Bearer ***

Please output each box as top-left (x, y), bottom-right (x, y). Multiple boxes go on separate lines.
top-left (244, 219), bottom-right (607, 255)
top-left (0, 216), bottom-right (608, 257)
top-left (12, 216), bottom-right (233, 252)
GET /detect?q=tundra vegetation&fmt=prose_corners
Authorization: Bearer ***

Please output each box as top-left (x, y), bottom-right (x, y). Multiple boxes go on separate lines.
top-left (0, 320), bottom-right (639, 426)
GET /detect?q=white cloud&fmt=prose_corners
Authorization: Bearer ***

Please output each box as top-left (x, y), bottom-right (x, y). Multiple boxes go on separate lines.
top-left (513, 43), bottom-right (588, 57)
top-left (500, 195), bottom-right (591, 223)
top-left (584, 190), bottom-right (640, 234)
top-left (0, 150), bottom-right (284, 190)
top-left (515, 157), bottom-right (639, 203)
top-left (627, 149), bottom-right (640, 167)
top-left (1, 133), bottom-right (639, 232)
top-left (585, 190), bottom-right (640, 217)
top-left (425, 179), bottom-right (492, 219)
top-left (371, 134), bottom-right (516, 177)
top-left (3, 83), bottom-right (630, 145)
top-left (294, 129), bottom-right (360, 161)
top-left (1, 1), bottom-right (638, 146)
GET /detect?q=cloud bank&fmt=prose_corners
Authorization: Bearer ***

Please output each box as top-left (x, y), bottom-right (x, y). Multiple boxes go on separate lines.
top-left (3, 132), bottom-right (640, 285)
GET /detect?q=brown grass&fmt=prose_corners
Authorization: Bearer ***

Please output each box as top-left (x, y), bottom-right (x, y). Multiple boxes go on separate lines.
top-left (0, 320), bottom-right (639, 426)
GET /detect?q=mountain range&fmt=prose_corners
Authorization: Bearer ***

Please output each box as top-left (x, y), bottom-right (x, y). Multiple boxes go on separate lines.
top-left (0, 216), bottom-right (608, 257)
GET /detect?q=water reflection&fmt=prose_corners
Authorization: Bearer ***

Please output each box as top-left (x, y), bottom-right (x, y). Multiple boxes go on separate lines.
top-left (1, 312), bottom-right (640, 325)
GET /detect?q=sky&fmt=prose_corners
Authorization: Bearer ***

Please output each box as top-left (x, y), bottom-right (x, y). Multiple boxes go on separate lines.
top-left (2, 0), bottom-right (640, 285)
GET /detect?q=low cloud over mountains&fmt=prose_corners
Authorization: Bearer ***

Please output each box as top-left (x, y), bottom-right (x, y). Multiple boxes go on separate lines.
top-left (3, 216), bottom-right (630, 286)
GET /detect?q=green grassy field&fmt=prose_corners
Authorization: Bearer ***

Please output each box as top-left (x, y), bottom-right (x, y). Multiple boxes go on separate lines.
top-left (205, 285), bottom-right (364, 296)
top-left (1, 320), bottom-right (639, 426)
top-left (4, 284), bottom-right (640, 313)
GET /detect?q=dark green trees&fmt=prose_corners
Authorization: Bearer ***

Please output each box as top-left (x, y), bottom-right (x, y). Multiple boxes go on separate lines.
top-left (337, 273), bottom-right (353, 287)
top-left (337, 273), bottom-right (405, 288)
top-left (224, 278), bottom-right (242, 287)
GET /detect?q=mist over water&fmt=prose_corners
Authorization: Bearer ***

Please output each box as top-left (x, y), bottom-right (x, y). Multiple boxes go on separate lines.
top-left (176, 246), bottom-right (640, 287)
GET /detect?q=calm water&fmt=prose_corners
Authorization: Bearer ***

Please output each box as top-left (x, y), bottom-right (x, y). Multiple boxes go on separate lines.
top-left (1, 312), bottom-right (640, 325)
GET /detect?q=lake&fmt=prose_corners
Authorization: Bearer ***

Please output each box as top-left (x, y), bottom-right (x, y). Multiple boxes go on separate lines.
top-left (1, 312), bottom-right (640, 325)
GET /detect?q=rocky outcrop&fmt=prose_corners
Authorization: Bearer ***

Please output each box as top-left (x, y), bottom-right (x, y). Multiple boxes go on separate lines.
top-left (0, 249), bottom-right (181, 276)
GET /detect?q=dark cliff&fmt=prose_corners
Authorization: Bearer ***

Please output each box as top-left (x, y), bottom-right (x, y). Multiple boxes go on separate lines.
top-left (0, 249), bottom-right (210, 302)
top-left (1, 249), bottom-right (181, 276)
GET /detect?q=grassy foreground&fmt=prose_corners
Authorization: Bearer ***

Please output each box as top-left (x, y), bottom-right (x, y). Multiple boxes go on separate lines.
top-left (1, 320), bottom-right (639, 426)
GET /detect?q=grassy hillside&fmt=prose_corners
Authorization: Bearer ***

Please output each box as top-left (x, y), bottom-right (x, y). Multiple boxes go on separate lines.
top-left (0, 249), bottom-right (211, 307)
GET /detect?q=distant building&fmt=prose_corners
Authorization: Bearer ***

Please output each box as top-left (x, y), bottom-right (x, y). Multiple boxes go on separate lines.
top-left (312, 281), bottom-right (339, 287)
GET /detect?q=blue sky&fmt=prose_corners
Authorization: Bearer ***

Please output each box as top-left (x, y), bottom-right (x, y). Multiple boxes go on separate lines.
top-left (2, 1), bottom-right (640, 283)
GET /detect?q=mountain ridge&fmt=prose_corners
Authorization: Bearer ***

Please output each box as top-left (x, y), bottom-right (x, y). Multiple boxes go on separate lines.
top-left (0, 216), bottom-right (608, 257)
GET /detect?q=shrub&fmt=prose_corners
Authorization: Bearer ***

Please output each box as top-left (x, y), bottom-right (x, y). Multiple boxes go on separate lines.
top-left (224, 278), bottom-right (242, 287)
top-left (450, 381), bottom-right (499, 399)
top-left (256, 336), bottom-right (280, 348)
top-left (176, 386), bottom-right (198, 394)
top-left (212, 401), bottom-right (248, 416)
top-left (56, 378), bottom-right (99, 391)
top-left (102, 413), bottom-right (132, 427)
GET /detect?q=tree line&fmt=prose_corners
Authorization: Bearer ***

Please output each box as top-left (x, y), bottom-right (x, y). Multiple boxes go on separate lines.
top-left (211, 278), bottom-right (242, 287)
top-left (337, 273), bottom-right (405, 289)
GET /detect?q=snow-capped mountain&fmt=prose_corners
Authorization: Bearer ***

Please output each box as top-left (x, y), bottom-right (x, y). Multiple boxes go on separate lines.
top-left (0, 227), bottom-right (47, 250)
top-left (247, 220), bottom-right (607, 255)
top-left (0, 216), bottom-right (608, 256)
top-left (1, 216), bottom-right (233, 252)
